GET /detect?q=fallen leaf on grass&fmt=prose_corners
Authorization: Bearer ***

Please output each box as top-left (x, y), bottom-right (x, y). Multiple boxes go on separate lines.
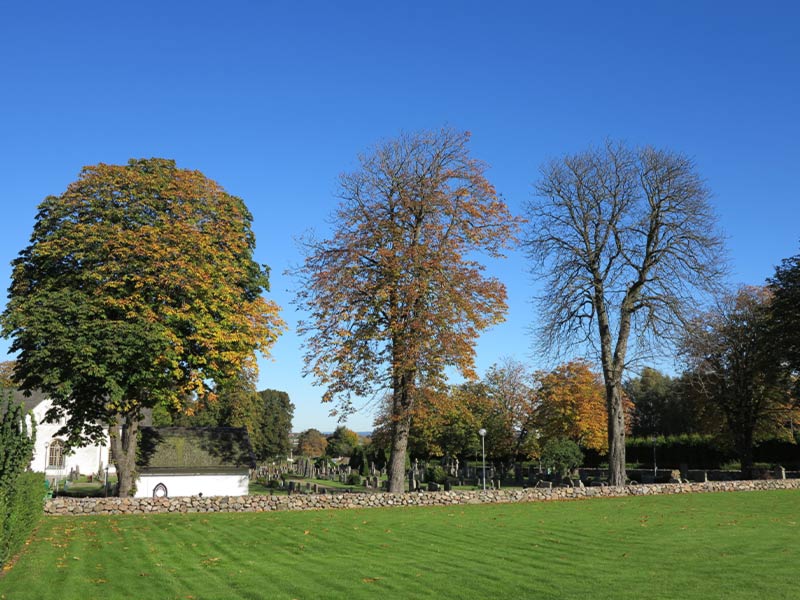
top-left (362, 577), bottom-right (381, 584)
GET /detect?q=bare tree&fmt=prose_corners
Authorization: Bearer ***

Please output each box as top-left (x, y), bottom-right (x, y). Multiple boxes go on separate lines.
top-left (524, 141), bottom-right (726, 485)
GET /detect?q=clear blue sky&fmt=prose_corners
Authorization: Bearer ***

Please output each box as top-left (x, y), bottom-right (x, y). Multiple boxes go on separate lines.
top-left (1, 1), bottom-right (798, 432)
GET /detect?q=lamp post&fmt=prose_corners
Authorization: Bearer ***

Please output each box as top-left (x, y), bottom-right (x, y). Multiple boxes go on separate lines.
top-left (478, 428), bottom-right (487, 491)
top-left (651, 436), bottom-right (658, 481)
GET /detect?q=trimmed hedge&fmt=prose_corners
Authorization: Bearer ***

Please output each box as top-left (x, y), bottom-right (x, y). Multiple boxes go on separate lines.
top-left (626, 435), bottom-right (729, 469)
top-left (582, 434), bottom-right (800, 470)
top-left (0, 471), bottom-right (45, 568)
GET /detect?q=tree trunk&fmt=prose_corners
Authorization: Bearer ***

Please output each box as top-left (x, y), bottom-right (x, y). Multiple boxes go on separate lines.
top-left (387, 413), bottom-right (411, 493)
top-left (387, 370), bottom-right (414, 493)
top-left (738, 428), bottom-right (755, 480)
top-left (607, 382), bottom-right (627, 486)
top-left (109, 411), bottom-right (141, 497)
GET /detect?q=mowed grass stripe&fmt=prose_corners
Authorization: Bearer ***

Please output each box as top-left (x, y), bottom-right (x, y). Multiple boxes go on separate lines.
top-left (2, 490), bottom-right (798, 599)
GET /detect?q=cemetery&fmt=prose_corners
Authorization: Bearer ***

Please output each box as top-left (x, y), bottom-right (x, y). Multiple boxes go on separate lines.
top-left (1, 4), bottom-right (798, 599)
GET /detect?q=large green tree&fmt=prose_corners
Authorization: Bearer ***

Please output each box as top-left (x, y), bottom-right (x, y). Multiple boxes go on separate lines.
top-left (680, 286), bottom-right (796, 476)
top-left (770, 248), bottom-right (800, 397)
top-left (1, 158), bottom-right (284, 496)
top-left (524, 141), bottom-right (726, 485)
top-left (295, 128), bottom-right (520, 492)
top-left (326, 425), bottom-right (360, 458)
top-left (160, 380), bottom-right (294, 461)
top-left (625, 367), bottom-right (702, 437)
top-left (255, 389), bottom-right (295, 459)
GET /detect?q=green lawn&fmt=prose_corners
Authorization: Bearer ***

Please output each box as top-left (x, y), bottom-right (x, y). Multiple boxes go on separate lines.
top-left (2, 490), bottom-right (798, 599)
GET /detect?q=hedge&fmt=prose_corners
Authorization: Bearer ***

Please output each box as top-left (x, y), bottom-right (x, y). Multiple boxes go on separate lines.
top-left (0, 471), bottom-right (45, 569)
top-left (582, 434), bottom-right (800, 470)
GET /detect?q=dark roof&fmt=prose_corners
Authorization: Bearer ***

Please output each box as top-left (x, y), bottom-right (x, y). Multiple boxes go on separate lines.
top-left (5, 389), bottom-right (48, 414)
top-left (137, 427), bottom-right (256, 473)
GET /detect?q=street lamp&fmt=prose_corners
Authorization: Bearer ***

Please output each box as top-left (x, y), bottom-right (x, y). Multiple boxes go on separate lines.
top-left (651, 436), bottom-right (658, 482)
top-left (478, 428), bottom-right (487, 491)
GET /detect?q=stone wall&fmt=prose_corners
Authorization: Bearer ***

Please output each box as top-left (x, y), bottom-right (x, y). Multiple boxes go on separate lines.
top-left (44, 478), bottom-right (800, 516)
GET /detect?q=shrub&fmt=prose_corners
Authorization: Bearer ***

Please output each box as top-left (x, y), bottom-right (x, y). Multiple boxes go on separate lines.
top-left (1, 471), bottom-right (44, 568)
top-left (425, 465), bottom-right (447, 484)
top-left (346, 473), bottom-right (362, 486)
top-left (0, 395), bottom-right (41, 570)
top-left (541, 438), bottom-right (584, 478)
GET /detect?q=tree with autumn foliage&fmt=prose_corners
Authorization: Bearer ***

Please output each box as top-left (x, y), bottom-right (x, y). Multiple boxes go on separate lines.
top-left (534, 360), bottom-right (613, 453)
top-left (296, 428), bottom-right (328, 458)
top-left (371, 384), bottom-right (485, 461)
top-left (1, 158), bottom-right (284, 496)
top-left (371, 359), bottom-right (538, 464)
top-left (0, 361), bottom-right (14, 389)
top-left (294, 128), bottom-right (520, 492)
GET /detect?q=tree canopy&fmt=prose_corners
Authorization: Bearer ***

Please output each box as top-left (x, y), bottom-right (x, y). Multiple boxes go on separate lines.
top-left (1, 158), bottom-right (284, 495)
top-left (325, 425), bottom-right (361, 458)
top-left (770, 248), bottom-right (800, 397)
top-left (296, 428), bottom-right (328, 458)
top-left (255, 389), bottom-right (295, 459)
top-left (680, 286), bottom-right (797, 474)
top-left (524, 141), bottom-right (726, 484)
top-left (535, 360), bottom-right (611, 453)
top-left (159, 374), bottom-right (295, 462)
top-left (294, 128), bottom-right (520, 491)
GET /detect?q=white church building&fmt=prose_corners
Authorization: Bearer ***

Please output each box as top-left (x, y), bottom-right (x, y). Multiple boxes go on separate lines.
top-left (16, 390), bottom-right (113, 481)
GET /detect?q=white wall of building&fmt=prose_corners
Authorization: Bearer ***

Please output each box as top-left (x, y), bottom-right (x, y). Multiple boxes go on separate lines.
top-left (135, 473), bottom-right (249, 498)
top-left (27, 398), bottom-right (113, 479)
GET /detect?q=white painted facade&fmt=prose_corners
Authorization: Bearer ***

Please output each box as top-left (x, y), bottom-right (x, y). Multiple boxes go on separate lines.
top-left (135, 472), bottom-right (249, 498)
top-left (26, 397), bottom-right (114, 480)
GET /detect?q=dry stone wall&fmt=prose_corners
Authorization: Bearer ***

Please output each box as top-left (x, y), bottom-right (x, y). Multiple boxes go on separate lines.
top-left (45, 478), bottom-right (800, 516)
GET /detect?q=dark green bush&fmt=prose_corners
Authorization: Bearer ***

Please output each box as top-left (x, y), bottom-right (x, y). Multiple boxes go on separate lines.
top-left (425, 465), bottom-right (447, 484)
top-left (541, 438), bottom-right (583, 478)
top-left (346, 473), bottom-right (362, 486)
top-left (1, 471), bottom-right (44, 568)
top-left (1, 395), bottom-right (41, 570)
